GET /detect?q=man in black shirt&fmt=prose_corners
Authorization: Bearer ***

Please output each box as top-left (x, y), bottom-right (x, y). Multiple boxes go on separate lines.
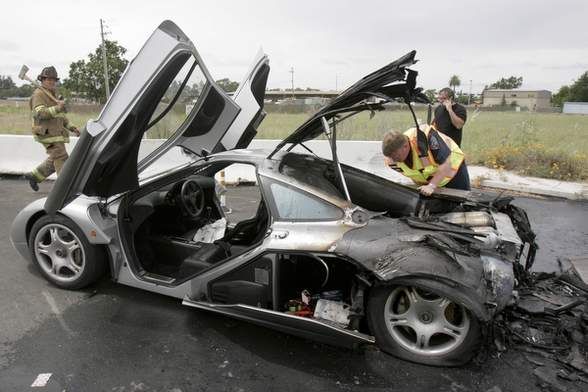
top-left (433, 87), bottom-right (467, 146)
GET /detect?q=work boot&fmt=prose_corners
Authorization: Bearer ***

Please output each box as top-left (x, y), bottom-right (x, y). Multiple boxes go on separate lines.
top-left (24, 173), bottom-right (39, 192)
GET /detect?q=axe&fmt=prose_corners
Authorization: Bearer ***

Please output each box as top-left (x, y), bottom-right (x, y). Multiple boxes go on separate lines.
top-left (18, 65), bottom-right (40, 87)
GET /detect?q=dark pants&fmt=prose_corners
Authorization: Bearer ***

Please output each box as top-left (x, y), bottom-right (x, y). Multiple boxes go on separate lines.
top-left (445, 161), bottom-right (471, 191)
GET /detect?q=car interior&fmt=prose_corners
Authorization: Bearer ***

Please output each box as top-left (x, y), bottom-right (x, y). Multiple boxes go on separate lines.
top-left (123, 165), bottom-right (269, 284)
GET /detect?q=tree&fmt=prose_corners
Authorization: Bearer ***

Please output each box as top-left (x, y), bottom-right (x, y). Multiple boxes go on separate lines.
top-left (455, 93), bottom-right (470, 105)
top-left (215, 78), bottom-right (239, 93)
top-left (552, 85), bottom-right (570, 107)
top-left (489, 76), bottom-right (523, 89)
top-left (449, 75), bottom-right (461, 92)
top-left (0, 75), bottom-right (15, 90)
top-left (550, 71), bottom-right (588, 107)
top-left (568, 71), bottom-right (588, 102)
top-left (161, 80), bottom-right (204, 104)
top-left (16, 84), bottom-right (35, 97)
top-left (62, 40), bottom-right (129, 103)
top-left (424, 89), bottom-right (437, 102)
top-left (0, 76), bottom-right (33, 98)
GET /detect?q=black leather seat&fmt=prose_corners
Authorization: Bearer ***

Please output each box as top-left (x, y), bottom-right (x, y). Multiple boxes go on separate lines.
top-left (177, 242), bottom-right (230, 278)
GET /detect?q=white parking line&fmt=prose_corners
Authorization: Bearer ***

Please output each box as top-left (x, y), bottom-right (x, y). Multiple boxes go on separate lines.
top-left (31, 373), bottom-right (52, 387)
top-left (42, 291), bottom-right (75, 336)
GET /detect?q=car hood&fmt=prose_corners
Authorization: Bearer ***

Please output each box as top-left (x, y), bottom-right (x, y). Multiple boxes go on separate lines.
top-left (45, 21), bottom-right (269, 213)
top-left (272, 50), bottom-right (427, 153)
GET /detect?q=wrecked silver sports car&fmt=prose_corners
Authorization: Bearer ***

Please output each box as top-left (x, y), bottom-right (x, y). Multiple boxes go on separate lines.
top-left (10, 21), bottom-right (537, 366)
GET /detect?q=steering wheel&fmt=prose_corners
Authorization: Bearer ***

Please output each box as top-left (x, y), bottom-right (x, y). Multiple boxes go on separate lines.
top-left (180, 179), bottom-right (205, 218)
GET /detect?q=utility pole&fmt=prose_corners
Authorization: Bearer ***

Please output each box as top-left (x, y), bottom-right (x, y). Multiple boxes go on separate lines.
top-left (100, 19), bottom-right (111, 101)
top-left (335, 74), bottom-right (338, 92)
top-left (289, 67), bottom-right (294, 101)
top-left (468, 79), bottom-right (472, 105)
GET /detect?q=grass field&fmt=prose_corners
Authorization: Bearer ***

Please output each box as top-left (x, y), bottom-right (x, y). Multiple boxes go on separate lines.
top-left (2, 101), bottom-right (587, 181)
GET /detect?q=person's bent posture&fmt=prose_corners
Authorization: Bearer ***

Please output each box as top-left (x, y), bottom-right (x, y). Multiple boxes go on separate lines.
top-left (382, 125), bottom-right (470, 196)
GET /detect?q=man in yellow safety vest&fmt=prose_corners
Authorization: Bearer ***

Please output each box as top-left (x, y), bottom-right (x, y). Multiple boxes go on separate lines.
top-left (382, 125), bottom-right (470, 196)
top-left (24, 66), bottom-right (80, 191)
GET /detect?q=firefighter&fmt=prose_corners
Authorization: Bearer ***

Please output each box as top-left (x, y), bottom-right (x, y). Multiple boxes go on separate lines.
top-left (382, 125), bottom-right (470, 196)
top-left (24, 66), bottom-right (80, 191)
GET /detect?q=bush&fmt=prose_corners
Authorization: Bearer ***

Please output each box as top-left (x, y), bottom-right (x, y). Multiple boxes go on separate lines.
top-left (476, 118), bottom-right (587, 181)
top-left (483, 144), bottom-right (587, 181)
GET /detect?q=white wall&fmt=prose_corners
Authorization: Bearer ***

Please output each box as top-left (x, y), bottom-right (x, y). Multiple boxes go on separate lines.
top-left (563, 102), bottom-right (588, 115)
top-left (0, 135), bottom-right (410, 185)
top-left (2, 135), bottom-right (586, 200)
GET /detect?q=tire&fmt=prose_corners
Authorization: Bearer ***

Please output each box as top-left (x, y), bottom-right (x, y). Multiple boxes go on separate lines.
top-left (28, 214), bottom-right (106, 290)
top-left (367, 283), bottom-right (482, 366)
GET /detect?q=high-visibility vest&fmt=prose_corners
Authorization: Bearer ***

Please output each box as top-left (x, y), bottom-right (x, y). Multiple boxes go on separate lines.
top-left (397, 125), bottom-right (464, 187)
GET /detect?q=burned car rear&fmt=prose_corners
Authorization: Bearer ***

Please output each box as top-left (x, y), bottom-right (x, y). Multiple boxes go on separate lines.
top-left (238, 149), bottom-right (537, 365)
top-left (337, 184), bottom-right (536, 318)
top-left (249, 49), bottom-right (539, 363)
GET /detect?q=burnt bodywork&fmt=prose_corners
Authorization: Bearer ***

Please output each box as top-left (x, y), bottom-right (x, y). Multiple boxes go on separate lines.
top-left (335, 207), bottom-right (533, 321)
top-left (258, 152), bottom-right (537, 322)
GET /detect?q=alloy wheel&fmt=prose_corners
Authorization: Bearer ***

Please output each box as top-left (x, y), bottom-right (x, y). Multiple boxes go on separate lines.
top-left (34, 223), bottom-right (86, 283)
top-left (383, 286), bottom-right (470, 356)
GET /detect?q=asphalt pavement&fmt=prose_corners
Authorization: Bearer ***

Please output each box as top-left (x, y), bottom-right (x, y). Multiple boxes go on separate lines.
top-left (0, 177), bottom-right (587, 392)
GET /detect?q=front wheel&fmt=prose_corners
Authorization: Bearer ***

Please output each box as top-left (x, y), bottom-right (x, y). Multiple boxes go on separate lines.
top-left (367, 284), bottom-right (482, 366)
top-left (29, 215), bottom-right (106, 290)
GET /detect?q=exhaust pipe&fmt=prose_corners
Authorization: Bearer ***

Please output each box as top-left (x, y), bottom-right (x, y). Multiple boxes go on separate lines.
top-left (439, 211), bottom-right (494, 227)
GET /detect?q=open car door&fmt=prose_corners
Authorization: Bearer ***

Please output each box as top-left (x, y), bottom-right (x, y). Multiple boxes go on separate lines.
top-left (216, 49), bottom-right (270, 152)
top-left (45, 21), bottom-right (240, 213)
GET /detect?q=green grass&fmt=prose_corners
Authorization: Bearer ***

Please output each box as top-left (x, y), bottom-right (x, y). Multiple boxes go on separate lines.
top-left (256, 110), bottom-right (588, 181)
top-left (258, 109), bottom-right (431, 140)
top-left (2, 101), bottom-right (587, 180)
top-left (0, 102), bottom-right (100, 134)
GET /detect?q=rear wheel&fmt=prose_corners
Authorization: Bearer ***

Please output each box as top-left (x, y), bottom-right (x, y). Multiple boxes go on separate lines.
top-left (367, 284), bottom-right (481, 366)
top-left (29, 215), bottom-right (106, 290)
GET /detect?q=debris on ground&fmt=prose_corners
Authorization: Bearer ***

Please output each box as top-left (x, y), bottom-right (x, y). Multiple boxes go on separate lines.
top-left (494, 258), bottom-right (588, 391)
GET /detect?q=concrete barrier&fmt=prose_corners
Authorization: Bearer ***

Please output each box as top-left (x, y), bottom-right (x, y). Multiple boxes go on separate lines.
top-left (1, 135), bottom-right (586, 199)
top-left (0, 135), bottom-right (409, 185)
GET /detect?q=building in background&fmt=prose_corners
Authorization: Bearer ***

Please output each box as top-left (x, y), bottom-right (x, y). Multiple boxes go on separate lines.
top-left (482, 89), bottom-right (552, 111)
top-left (264, 90), bottom-right (339, 102)
top-left (563, 102), bottom-right (588, 115)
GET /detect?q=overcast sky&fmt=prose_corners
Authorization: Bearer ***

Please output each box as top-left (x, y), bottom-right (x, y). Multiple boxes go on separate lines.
top-left (1, 0), bottom-right (587, 93)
